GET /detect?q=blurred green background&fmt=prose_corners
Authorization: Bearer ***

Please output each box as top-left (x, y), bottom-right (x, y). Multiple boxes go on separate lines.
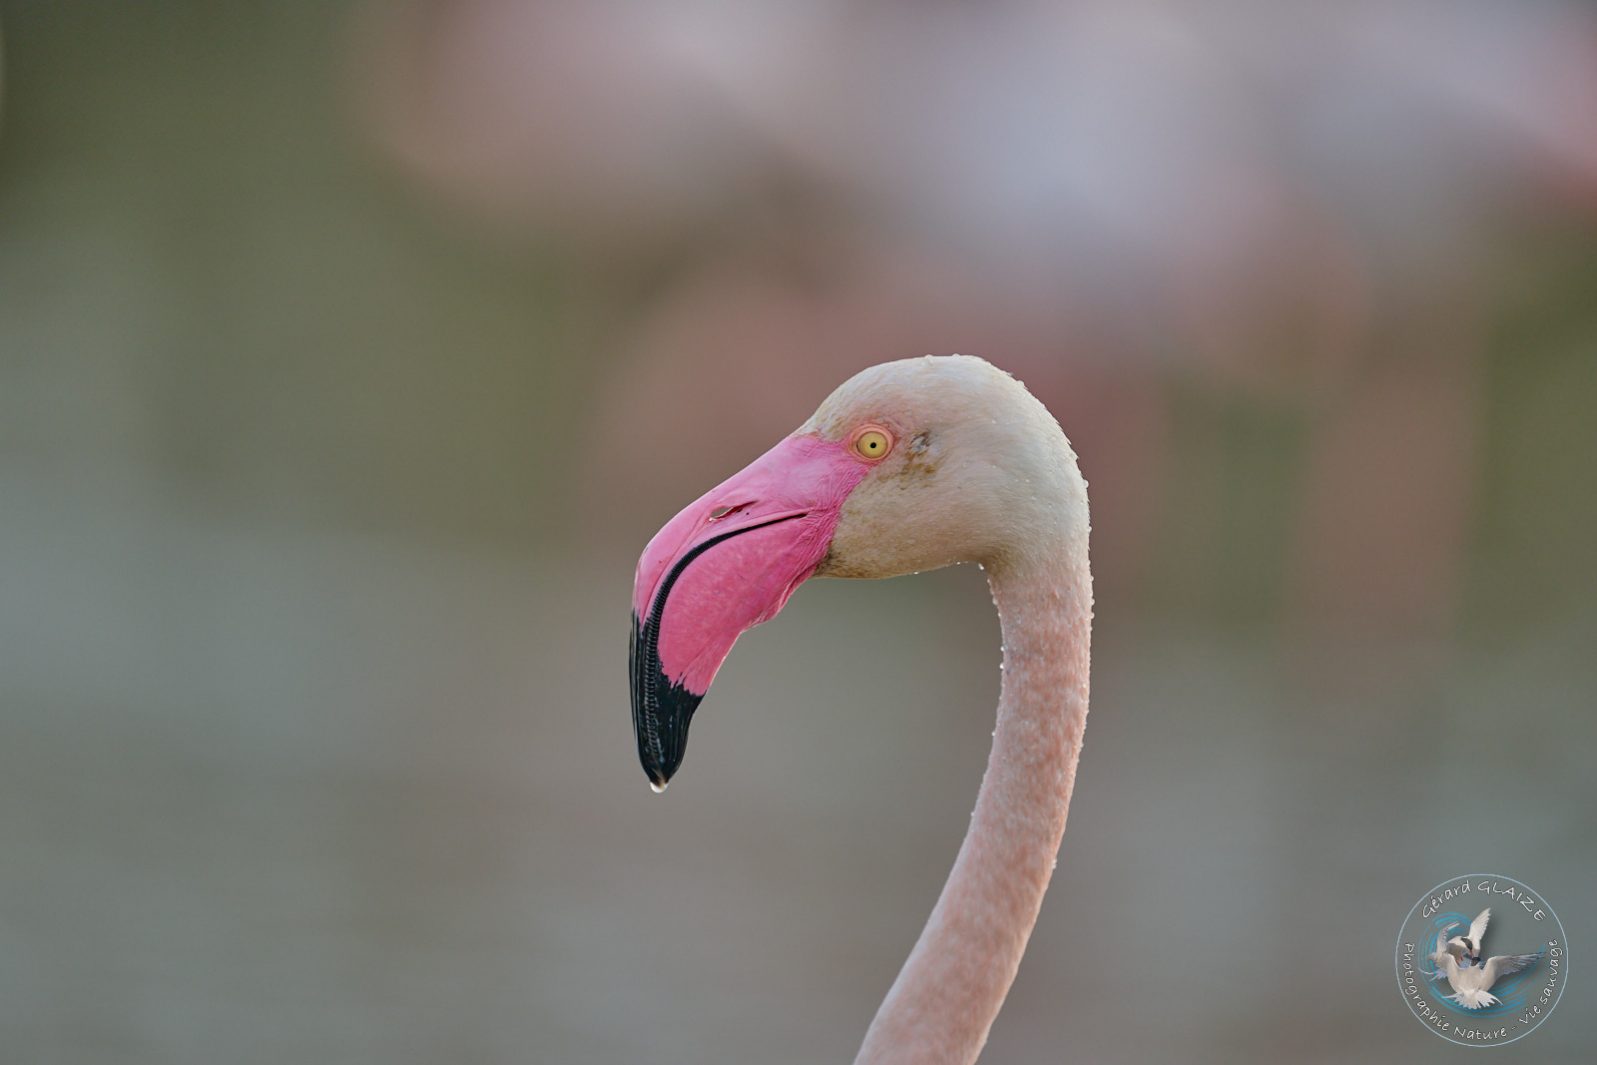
top-left (2, 3), bottom-right (1593, 1063)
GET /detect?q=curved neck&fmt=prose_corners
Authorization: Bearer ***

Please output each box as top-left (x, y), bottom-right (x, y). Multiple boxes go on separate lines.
top-left (855, 538), bottom-right (1093, 1065)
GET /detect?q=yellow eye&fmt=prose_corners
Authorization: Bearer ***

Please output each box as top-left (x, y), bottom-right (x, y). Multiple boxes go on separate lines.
top-left (852, 428), bottom-right (892, 460)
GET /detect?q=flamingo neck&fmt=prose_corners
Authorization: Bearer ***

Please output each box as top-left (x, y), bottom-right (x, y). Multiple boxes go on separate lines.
top-left (855, 538), bottom-right (1093, 1065)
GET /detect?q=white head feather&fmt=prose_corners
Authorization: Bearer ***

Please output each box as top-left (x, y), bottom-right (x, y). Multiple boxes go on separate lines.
top-left (806, 354), bottom-right (1089, 581)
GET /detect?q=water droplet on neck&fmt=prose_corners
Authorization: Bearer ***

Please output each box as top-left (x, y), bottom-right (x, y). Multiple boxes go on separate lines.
top-left (649, 780), bottom-right (668, 794)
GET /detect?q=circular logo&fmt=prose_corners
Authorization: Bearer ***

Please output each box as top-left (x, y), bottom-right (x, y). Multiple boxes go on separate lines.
top-left (1394, 874), bottom-right (1567, 1046)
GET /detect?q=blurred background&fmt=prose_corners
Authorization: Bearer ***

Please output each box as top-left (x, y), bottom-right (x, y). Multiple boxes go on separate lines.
top-left (2, 2), bottom-right (1594, 1062)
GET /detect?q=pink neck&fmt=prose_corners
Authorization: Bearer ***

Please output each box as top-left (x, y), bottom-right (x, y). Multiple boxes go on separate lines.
top-left (854, 544), bottom-right (1093, 1065)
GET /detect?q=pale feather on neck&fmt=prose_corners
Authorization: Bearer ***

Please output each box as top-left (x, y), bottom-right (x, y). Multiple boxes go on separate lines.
top-left (855, 507), bottom-right (1092, 1065)
top-left (794, 354), bottom-right (1093, 1064)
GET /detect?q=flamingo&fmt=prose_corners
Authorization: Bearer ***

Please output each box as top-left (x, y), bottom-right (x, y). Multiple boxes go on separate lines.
top-left (629, 354), bottom-right (1092, 1064)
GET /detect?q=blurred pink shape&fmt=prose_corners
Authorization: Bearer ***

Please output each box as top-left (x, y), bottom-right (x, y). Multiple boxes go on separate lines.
top-left (354, 1), bottom-right (1597, 255)
top-left (351, 1), bottom-right (815, 243)
top-left (1287, 315), bottom-right (1482, 646)
top-left (351, 0), bottom-right (1597, 642)
top-left (581, 238), bottom-right (1169, 596)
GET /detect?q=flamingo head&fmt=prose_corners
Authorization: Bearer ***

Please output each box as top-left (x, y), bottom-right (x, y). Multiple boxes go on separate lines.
top-left (629, 355), bottom-right (1087, 789)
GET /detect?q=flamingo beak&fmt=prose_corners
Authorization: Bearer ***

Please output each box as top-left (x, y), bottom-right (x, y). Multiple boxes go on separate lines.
top-left (629, 433), bottom-right (870, 789)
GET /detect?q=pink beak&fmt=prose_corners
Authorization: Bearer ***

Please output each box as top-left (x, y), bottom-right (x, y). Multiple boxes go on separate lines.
top-left (630, 433), bottom-right (870, 788)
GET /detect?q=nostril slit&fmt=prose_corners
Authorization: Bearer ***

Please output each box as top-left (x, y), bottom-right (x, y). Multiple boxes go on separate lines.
top-left (708, 503), bottom-right (748, 520)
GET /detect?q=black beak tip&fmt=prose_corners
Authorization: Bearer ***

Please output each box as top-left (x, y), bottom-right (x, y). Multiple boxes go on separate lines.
top-left (630, 611), bottom-right (704, 793)
top-left (639, 726), bottom-right (683, 792)
top-left (645, 765), bottom-right (673, 793)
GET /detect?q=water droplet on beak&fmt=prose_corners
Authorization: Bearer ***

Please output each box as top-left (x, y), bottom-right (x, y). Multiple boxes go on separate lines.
top-left (649, 780), bottom-right (668, 794)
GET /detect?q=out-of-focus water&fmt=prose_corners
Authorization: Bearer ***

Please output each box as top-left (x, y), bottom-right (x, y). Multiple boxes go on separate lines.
top-left (3, 479), bottom-right (1591, 1063)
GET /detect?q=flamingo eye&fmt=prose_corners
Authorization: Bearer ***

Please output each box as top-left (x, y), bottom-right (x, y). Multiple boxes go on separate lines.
top-left (852, 427), bottom-right (892, 461)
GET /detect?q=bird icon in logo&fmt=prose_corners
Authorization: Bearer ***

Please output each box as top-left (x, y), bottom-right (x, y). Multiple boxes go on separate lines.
top-left (1445, 908), bottom-right (1492, 966)
top-left (1428, 908), bottom-right (1541, 1009)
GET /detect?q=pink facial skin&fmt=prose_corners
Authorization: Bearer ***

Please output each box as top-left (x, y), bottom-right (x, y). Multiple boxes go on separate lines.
top-left (634, 433), bottom-right (870, 692)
